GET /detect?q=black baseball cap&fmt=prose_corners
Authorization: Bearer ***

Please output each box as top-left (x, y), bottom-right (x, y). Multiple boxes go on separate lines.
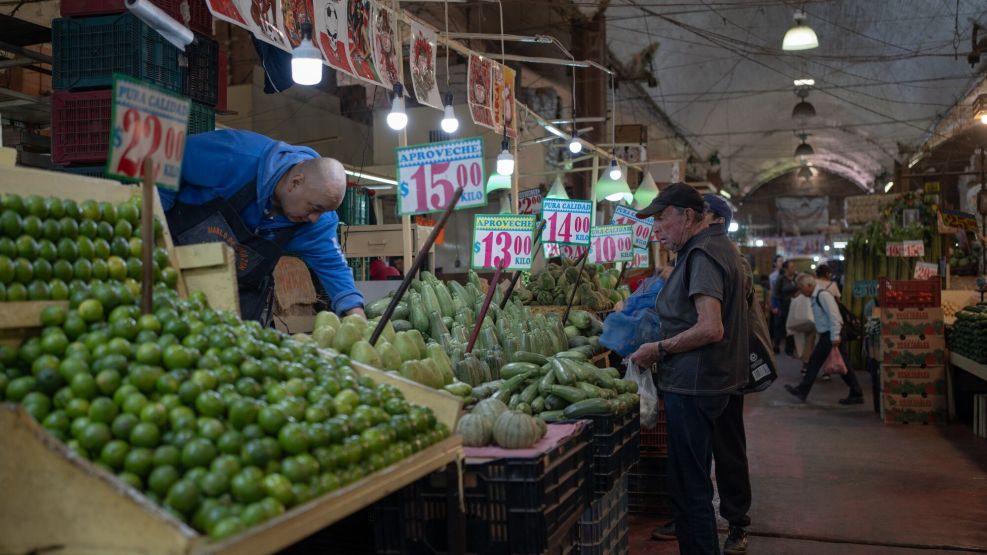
top-left (636, 182), bottom-right (704, 218)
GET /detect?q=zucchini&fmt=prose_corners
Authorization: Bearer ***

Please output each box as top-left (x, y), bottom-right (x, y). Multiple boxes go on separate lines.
top-left (508, 393), bottom-right (522, 409)
top-left (544, 384), bottom-right (590, 403)
top-left (563, 398), bottom-right (614, 418)
top-left (604, 367), bottom-right (621, 379)
top-left (520, 381), bottom-right (540, 404)
top-left (501, 362), bottom-right (541, 379)
top-left (616, 378), bottom-right (638, 394)
top-left (471, 380), bottom-right (503, 400)
top-left (392, 319), bottom-right (413, 332)
top-left (443, 382), bottom-right (473, 397)
top-left (559, 358), bottom-right (590, 382)
top-left (514, 351), bottom-right (549, 365)
top-left (555, 351), bottom-right (588, 361)
top-left (531, 396), bottom-right (546, 413)
top-left (516, 402), bottom-right (532, 415)
top-left (544, 394), bottom-right (568, 411)
top-left (576, 381), bottom-right (615, 399)
top-left (493, 373), bottom-right (530, 404)
top-left (538, 410), bottom-right (565, 423)
top-left (550, 358), bottom-right (576, 385)
top-left (539, 370), bottom-right (557, 391)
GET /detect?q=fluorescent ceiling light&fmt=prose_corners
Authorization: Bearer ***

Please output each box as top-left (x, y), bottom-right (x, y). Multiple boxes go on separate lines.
top-left (719, 189), bottom-right (731, 199)
top-left (344, 169), bottom-right (397, 185)
top-left (794, 78), bottom-right (815, 87)
top-left (884, 181), bottom-right (894, 193)
top-left (543, 124), bottom-right (566, 138)
top-left (833, 241), bottom-right (848, 249)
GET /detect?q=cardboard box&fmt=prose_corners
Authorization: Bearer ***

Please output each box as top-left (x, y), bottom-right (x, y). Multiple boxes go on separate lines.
top-left (881, 365), bottom-right (946, 396)
top-left (882, 393), bottom-right (947, 425)
top-left (880, 318), bottom-right (944, 338)
top-left (880, 306), bottom-right (944, 326)
top-left (882, 346), bottom-right (946, 366)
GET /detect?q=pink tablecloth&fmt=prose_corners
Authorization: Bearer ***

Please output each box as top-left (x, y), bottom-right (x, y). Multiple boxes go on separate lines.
top-left (463, 420), bottom-right (588, 461)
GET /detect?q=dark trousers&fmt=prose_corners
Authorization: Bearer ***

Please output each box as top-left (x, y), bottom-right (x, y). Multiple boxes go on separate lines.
top-left (796, 333), bottom-right (863, 398)
top-left (712, 394), bottom-right (751, 528)
top-left (665, 392), bottom-right (731, 555)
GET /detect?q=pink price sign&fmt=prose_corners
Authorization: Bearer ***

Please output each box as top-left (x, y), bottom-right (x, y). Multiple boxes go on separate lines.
top-left (541, 198), bottom-right (592, 245)
top-left (518, 188), bottom-right (542, 216)
top-left (630, 247), bottom-right (649, 269)
top-left (396, 137), bottom-right (487, 215)
top-left (612, 205), bottom-right (654, 249)
top-left (589, 225), bottom-right (634, 264)
top-left (472, 214), bottom-right (536, 271)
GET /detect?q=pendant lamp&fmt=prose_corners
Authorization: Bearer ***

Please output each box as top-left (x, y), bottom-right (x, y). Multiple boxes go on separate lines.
top-left (633, 171), bottom-right (659, 208)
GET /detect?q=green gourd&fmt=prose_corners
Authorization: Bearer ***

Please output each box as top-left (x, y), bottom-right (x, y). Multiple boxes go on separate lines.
top-left (457, 413), bottom-right (493, 446)
top-left (493, 410), bottom-right (544, 449)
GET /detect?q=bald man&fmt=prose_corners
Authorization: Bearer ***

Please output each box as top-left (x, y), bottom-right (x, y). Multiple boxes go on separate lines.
top-left (159, 129), bottom-right (364, 325)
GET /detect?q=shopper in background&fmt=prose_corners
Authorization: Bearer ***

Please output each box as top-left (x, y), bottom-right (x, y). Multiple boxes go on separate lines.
top-left (631, 183), bottom-right (749, 555)
top-left (369, 257), bottom-right (401, 280)
top-left (767, 255), bottom-right (784, 349)
top-left (159, 129), bottom-right (365, 326)
top-left (771, 260), bottom-right (797, 355)
top-left (784, 273), bottom-right (865, 404)
top-left (815, 263), bottom-right (841, 298)
top-left (651, 194), bottom-right (752, 554)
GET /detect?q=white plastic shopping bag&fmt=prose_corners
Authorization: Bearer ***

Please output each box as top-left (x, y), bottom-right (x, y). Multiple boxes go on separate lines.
top-left (626, 359), bottom-right (659, 428)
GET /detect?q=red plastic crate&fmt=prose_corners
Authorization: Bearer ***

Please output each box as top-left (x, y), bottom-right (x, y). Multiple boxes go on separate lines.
top-left (878, 278), bottom-right (941, 309)
top-left (639, 398), bottom-right (667, 457)
top-left (51, 89), bottom-right (112, 165)
top-left (59, 0), bottom-right (212, 35)
top-left (216, 45), bottom-right (228, 112)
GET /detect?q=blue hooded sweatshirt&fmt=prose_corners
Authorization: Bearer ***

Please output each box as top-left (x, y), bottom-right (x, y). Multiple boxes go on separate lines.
top-left (158, 129), bottom-right (364, 314)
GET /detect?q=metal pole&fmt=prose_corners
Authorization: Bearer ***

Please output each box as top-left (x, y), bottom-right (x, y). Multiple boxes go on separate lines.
top-left (562, 249), bottom-right (590, 325)
top-left (499, 219), bottom-right (547, 309)
top-left (141, 159), bottom-right (155, 314)
top-left (466, 262), bottom-right (506, 353)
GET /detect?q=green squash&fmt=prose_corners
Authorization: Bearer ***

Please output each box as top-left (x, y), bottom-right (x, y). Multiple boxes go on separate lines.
top-left (472, 398), bottom-right (508, 425)
top-left (493, 410), bottom-right (544, 449)
top-left (457, 413), bottom-right (492, 447)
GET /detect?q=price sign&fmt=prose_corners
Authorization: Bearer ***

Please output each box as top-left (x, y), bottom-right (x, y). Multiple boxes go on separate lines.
top-left (396, 137), bottom-right (487, 216)
top-left (543, 243), bottom-right (587, 261)
top-left (885, 242), bottom-right (903, 257)
top-left (903, 240), bottom-right (925, 257)
top-left (914, 262), bottom-right (939, 280)
top-left (106, 75), bottom-right (190, 190)
top-left (541, 198), bottom-right (592, 245)
top-left (589, 225), bottom-right (634, 264)
top-left (852, 279), bottom-right (878, 298)
top-left (518, 188), bottom-right (542, 216)
top-left (612, 205), bottom-right (655, 249)
top-left (630, 247), bottom-right (649, 269)
top-left (472, 214), bottom-right (536, 271)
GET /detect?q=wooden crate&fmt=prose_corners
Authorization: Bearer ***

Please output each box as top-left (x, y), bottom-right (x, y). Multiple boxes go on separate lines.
top-left (0, 364), bottom-right (463, 555)
top-left (176, 243), bottom-right (239, 313)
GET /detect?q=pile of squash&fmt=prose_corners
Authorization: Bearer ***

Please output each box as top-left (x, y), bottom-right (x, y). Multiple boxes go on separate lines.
top-left (514, 260), bottom-right (631, 311)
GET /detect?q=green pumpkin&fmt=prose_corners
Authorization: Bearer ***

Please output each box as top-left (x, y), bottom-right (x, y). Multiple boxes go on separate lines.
top-left (493, 410), bottom-right (544, 449)
top-left (457, 413), bottom-right (492, 446)
top-left (472, 398), bottom-right (508, 425)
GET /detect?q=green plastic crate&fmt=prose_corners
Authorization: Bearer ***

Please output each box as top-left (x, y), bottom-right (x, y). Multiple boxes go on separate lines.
top-left (188, 101), bottom-right (215, 135)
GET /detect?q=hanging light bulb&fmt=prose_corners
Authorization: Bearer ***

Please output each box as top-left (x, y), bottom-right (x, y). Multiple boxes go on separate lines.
top-left (546, 175), bottom-right (569, 199)
top-left (596, 169), bottom-right (631, 203)
top-left (291, 21), bottom-right (322, 86)
top-left (608, 158), bottom-right (622, 180)
top-left (794, 133), bottom-right (814, 157)
top-left (568, 129), bottom-right (583, 154)
top-left (782, 9), bottom-right (819, 51)
top-left (386, 83), bottom-right (408, 131)
top-left (496, 138), bottom-right (515, 176)
top-left (440, 92), bottom-right (459, 134)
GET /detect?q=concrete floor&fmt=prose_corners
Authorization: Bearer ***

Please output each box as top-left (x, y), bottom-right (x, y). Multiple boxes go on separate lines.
top-left (628, 354), bottom-right (987, 554)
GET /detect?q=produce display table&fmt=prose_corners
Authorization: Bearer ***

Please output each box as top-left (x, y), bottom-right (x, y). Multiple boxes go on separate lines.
top-left (948, 352), bottom-right (987, 420)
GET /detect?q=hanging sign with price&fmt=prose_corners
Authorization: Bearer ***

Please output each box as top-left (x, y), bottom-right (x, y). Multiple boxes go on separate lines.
top-left (630, 247), bottom-right (649, 269)
top-left (589, 225), bottom-right (634, 264)
top-left (106, 74), bottom-right (190, 190)
top-left (518, 188), bottom-right (542, 216)
top-left (472, 214), bottom-right (536, 271)
top-left (396, 137), bottom-right (487, 216)
top-left (543, 243), bottom-right (587, 260)
top-left (541, 198), bottom-right (592, 245)
top-left (612, 205), bottom-right (655, 249)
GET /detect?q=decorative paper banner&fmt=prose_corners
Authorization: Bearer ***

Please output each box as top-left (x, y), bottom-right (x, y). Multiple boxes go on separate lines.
top-left (346, 0), bottom-right (380, 84)
top-left (544, 243), bottom-right (587, 261)
top-left (280, 0), bottom-right (314, 48)
top-left (541, 198), bottom-right (591, 246)
top-left (396, 137), bottom-right (487, 216)
top-left (775, 196), bottom-right (829, 234)
top-left (205, 0), bottom-right (248, 26)
top-left (612, 205), bottom-right (654, 249)
top-left (372, 3), bottom-right (399, 89)
top-left (885, 240), bottom-right (925, 258)
top-left (630, 247), bottom-right (649, 269)
top-left (518, 188), bottom-right (542, 216)
top-left (314, 0), bottom-right (354, 75)
top-left (468, 54), bottom-right (495, 129)
top-left (241, 0), bottom-right (291, 50)
top-left (492, 63), bottom-right (516, 139)
top-left (408, 21), bottom-right (441, 109)
top-left (938, 209), bottom-right (978, 234)
top-left (852, 279), bottom-right (878, 298)
top-left (472, 214), bottom-right (536, 271)
top-left (914, 262), bottom-right (939, 281)
top-left (589, 225), bottom-right (634, 264)
top-left (779, 234), bottom-right (826, 257)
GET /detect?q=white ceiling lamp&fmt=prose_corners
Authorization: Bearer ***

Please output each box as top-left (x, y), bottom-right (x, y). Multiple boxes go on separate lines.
top-left (291, 21), bottom-right (322, 85)
top-left (782, 9), bottom-right (819, 51)
top-left (440, 93), bottom-right (459, 134)
top-left (634, 172), bottom-right (659, 207)
top-left (792, 87), bottom-right (816, 119)
top-left (608, 159), bottom-right (622, 180)
top-left (794, 78), bottom-right (815, 87)
top-left (568, 131), bottom-right (583, 154)
top-left (496, 137), bottom-right (515, 176)
top-left (794, 133), bottom-right (814, 157)
top-left (546, 174), bottom-right (569, 199)
top-left (386, 83), bottom-right (408, 131)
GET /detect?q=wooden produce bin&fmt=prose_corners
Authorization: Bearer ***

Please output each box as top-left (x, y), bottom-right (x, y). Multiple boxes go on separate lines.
top-left (0, 367), bottom-right (463, 555)
top-left (175, 243), bottom-right (240, 313)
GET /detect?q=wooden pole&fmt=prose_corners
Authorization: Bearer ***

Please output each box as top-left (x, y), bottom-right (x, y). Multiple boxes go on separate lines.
top-left (562, 249), bottom-right (590, 325)
top-left (615, 261), bottom-right (627, 287)
top-left (499, 219), bottom-right (547, 309)
top-left (141, 159), bottom-right (154, 314)
top-left (369, 187), bottom-right (465, 345)
top-left (465, 261), bottom-right (506, 353)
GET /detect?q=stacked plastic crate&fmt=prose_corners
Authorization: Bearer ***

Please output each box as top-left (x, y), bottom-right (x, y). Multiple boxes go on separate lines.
top-left (51, 0), bottom-right (217, 177)
top-left (628, 398), bottom-right (671, 516)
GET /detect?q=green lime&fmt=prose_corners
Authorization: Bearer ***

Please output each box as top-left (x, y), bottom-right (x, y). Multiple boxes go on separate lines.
top-left (137, 314), bottom-right (162, 334)
top-left (0, 255), bottom-right (13, 284)
top-left (277, 422), bottom-right (310, 455)
top-left (130, 421), bottom-right (161, 448)
top-left (59, 217), bottom-right (79, 239)
top-left (15, 235), bottom-right (36, 258)
top-left (11, 260), bottom-right (31, 285)
top-left (43, 410), bottom-right (71, 434)
top-left (148, 465), bottom-right (180, 497)
top-left (121, 391), bottom-right (148, 416)
top-left (209, 516), bottom-right (244, 540)
top-left (99, 202), bottom-right (117, 224)
top-left (22, 215), bottom-right (42, 238)
top-left (79, 421), bottom-right (112, 452)
top-left (163, 344), bottom-right (192, 370)
top-left (57, 238), bottom-right (79, 261)
top-left (42, 219), bottom-right (60, 241)
top-left (0, 237), bottom-right (15, 258)
top-left (114, 220), bottom-right (133, 239)
top-left (107, 256), bottom-right (127, 282)
top-left (59, 357), bottom-right (89, 383)
top-left (123, 446), bottom-right (154, 477)
top-left (0, 209), bottom-right (22, 237)
top-left (78, 219), bottom-right (97, 238)
top-left (47, 197), bottom-right (65, 219)
top-left (153, 444), bottom-right (181, 468)
top-left (128, 237), bottom-right (143, 258)
top-left (36, 239), bottom-right (56, 262)
top-left (39, 298), bottom-right (67, 326)
top-left (32, 259), bottom-right (52, 281)
top-left (117, 202), bottom-right (140, 224)
top-left (161, 267), bottom-right (179, 289)
top-left (52, 259), bottom-right (73, 282)
top-left (93, 237), bottom-right (111, 259)
top-left (139, 401), bottom-right (168, 427)
top-left (24, 195), bottom-right (47, 218)
top-left (27, 280), bottom-right (50, 300)
top-left (126, 257), bottom-right (143, 280)
top-left (73, 259), bottom-right (93, 281)
top-left (39, 332), bottom-right (68, 356)
top-left (195, 390), bottom-right (226, 418)
top-left (117, 471), bottom-right (142, 490)
top-left (182, 437), bottom-right (217, 468)
top-left (165, 479), bottom-right (200, 515)
top-left (65, 397), bottom-right (90, 419)
top-left (62, 199), bottom-right (79, 220)
top-left (69, 372), bottom-right (98, 400)
top-left (100, 439), bottom-right (130, 470)
top-left (80, 199), bottom-right (100, 221)
top-left (49, 279), bottom-right (69, 300)
top-left (78, 299), bottom-right (104, 323)
top-left (96, 221), bottom-right (114, 240)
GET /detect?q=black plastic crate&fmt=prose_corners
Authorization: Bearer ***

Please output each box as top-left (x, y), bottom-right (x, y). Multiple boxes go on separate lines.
top-left (578, 474), bottom-right (627, 546)
top-left (581, 409), bottom-right (639, 496)
top-left (184, 33), bottom-right (219, 106)
top-left (189, 101), bottom-right (215, 134)
top-left (577, 527), bottom-right (628, 555)
top-left (53, 13), bottom-right (184, 92)
top-left (627, 457), bottom-right (671, 516)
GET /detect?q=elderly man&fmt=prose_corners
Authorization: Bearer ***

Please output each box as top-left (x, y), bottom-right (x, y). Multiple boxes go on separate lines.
top-left (631, 183), bottom-right (749, 555)
top-left (159, 129), bottom-right (365, 325)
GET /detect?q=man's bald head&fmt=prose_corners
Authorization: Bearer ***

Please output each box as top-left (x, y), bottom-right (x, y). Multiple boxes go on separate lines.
top-left (274, 157), bottom-right (347, 223)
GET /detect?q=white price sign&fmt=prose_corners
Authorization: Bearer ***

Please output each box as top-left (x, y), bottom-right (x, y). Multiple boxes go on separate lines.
top-left (472, 214), bottom-right (536, 271)
top-left (541, 198), bottom-right (592, 245)
top-left (612, 205), bottom-right (654, 249)
top-left (396, 137), bottom-right (487, 216)
top-left (518, 188), bottom-right (542, 216)
top-left (630, 247), bottom-right (649, 269)
top-left (106, 75), bottom-right (190, 190)
top-left (913, 262), bottom-right (938, 280)
top-left (589, 225), bottom-right (634, 264)
top-left (543, 243), bottom-right (587, 261)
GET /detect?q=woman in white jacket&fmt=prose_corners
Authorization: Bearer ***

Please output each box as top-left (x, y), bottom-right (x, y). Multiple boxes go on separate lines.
top-left (784, 273), bottom-right (864, 404)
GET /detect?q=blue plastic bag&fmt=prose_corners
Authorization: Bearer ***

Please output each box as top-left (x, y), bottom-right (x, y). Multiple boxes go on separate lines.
top-left (600, 307), bottom-right (662, 358)
top-left (622, 276), bottom-right (665, 314)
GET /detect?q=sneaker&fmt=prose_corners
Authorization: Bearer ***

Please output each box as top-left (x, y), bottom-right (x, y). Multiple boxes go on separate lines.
top-left (784, 384), bottom-right (806, 402)
top-left (839, 395), bottom-right (864, 405)
top-left (723, 526), bottom-right (749, 554)
top-left (819, 374), bottom-right (831, 382)
top-left (651, 521), bottom-right (676, 540)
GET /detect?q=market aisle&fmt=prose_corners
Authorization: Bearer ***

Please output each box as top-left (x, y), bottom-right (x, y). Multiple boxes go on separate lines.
top-left (629, 354), bottom-right (987, 554)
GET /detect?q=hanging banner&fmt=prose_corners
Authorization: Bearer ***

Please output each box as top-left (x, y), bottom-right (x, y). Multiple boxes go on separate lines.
top-left (242, 0), bottom-right (291, 50)
top-left (280, 0), bottom-right (314, 48)
top-left (372, 3), bottom-right (399, 90)
top-left (396, 137), bottom-right (487, 216)
top-left (612, 205), bottom-right (654, 249)
top-left (630, 247), bottom-right (649, 269)
top-left (346, 0), bottom-right (380, 84)
top-left (779, 234), bottom-right (826, 257)
top-left (472, 214), bottom-right (536, 272)
top-left (590, 225), bottom-right (634, 264)
top-left (314, 0), bottom-right (353, 75)
top-left (491, 63), bottom-right (517, 139)
top-left (408, 21), bottom-right (441, 109)
top-left (205, 0), bottom-right (248, 26)
top-left (468, 54), bottom-right (495, 129)
top-left (775, 196), bottom-right (829, 234)
top-left (518, 188), bottom-right (542, 216)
